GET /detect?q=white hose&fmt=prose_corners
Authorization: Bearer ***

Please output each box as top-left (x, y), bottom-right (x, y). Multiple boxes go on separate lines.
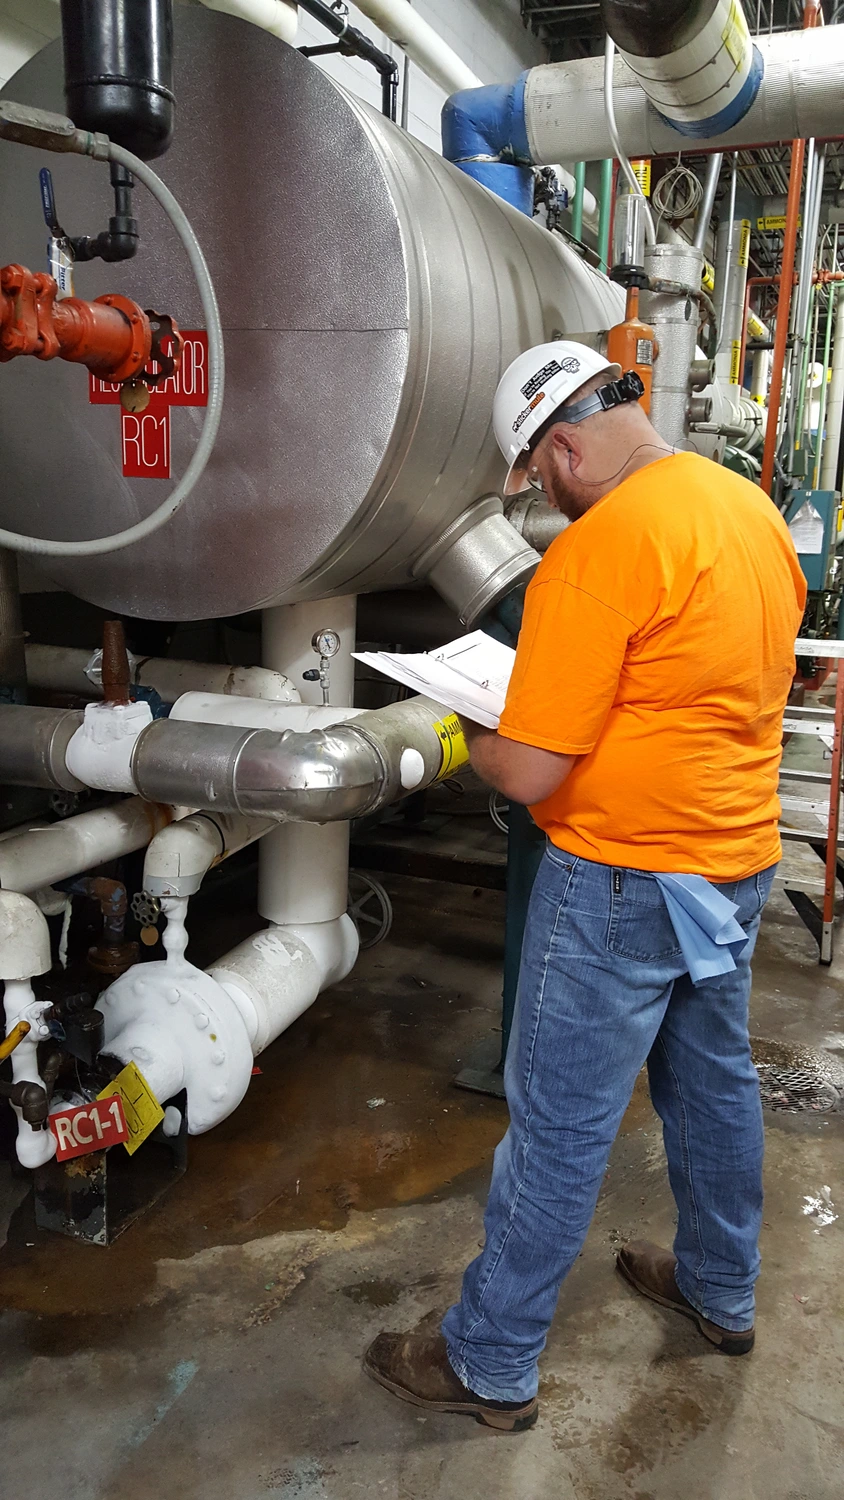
top-left (603, 37), bottom-right (655, 246)
top-left (0, 140), bottom-right (224, 558)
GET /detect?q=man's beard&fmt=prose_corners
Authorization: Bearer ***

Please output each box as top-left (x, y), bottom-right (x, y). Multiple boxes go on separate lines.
top-left (546, 464), bottom-right (591, 522)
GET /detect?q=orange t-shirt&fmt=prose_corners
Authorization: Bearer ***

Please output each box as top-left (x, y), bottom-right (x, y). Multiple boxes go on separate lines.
top-left (498, 452), bottom-right (807, 880)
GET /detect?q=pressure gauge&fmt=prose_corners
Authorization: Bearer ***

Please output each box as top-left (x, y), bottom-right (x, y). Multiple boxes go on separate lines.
top-left (312, 628), bottom-right (341, 659)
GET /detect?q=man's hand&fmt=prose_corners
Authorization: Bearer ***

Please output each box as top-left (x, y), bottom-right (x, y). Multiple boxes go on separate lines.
top-left (460, 719), bottom-right (575, 805)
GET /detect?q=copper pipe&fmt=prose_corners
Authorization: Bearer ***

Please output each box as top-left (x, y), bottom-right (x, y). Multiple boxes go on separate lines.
top-left (101, 620), bottom-right (131, 705)
top-left (759, 0), bottom-right (822, 496)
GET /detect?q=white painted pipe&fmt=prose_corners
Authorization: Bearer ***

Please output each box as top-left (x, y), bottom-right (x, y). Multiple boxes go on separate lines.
top-left (0, 798), bottom-right (177, 895)
top-left (143, 810), bottom-right (277, 898)
top-left (524, 27), bottom-right (844, 164)
top-left (169, 694), bottom-right (364, 731)
top-left (751, 348), bottom-right (770, 404)
top-left (821, 289), bottom-right (844, 491)
top-left (197, 0), bottom-right (298, 42)
top-left (351, 0), bottom-right (480, 95)
top-left (0, 891), bottom-right (56, 1169)
top-left (25, 644), bottom-right (299, 704)
top-left (211, 916), bottom-right (359, 1056)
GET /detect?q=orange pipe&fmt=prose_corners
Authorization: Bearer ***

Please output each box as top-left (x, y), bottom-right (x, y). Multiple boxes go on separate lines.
top-left (759, 0), bottom-right (822, 495)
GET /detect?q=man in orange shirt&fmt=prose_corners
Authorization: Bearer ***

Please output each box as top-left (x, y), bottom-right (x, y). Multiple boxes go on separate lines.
top-left (365, 342), bottom-right (806, 1432)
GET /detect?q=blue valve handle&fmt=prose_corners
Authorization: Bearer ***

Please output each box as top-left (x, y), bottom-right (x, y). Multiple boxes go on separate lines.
top-left (39, 166), bottom-right (64, 235)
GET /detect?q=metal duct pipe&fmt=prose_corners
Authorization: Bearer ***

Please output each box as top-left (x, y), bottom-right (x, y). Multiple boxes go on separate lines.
top-left (715, 213), bottom-right (751, 392)
top-left (128, 695), bottom-right (452, 818)
top-left (413, 498), bottom-right (539, 628)
top-left (523, 26), bottom-right (844, 164)
top-left (505, 495), bottom-right (569, 553)
top-left (601, 0), bottom-right (762, 140)
top-left (0, 551), bottom-right (27, 703)
top-left (642, 240), bottom-right (707, 449)
top-left (693, 152), bottom-right (723, 252)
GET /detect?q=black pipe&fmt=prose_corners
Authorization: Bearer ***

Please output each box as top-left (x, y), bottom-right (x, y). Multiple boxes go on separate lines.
top-left (298, 0), bottom-right (399, 121)
top-left (601, 0), bottom-right (711, 58)
top-left (60, 0), bottom-right (175, 159)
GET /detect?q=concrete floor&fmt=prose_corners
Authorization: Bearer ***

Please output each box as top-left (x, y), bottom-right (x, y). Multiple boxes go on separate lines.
top-left (1, 851), bottom-right (843, 1500)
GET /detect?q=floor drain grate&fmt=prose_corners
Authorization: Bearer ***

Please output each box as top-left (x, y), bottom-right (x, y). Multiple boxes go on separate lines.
top-left (752, 1037), bottom-right (844, 1114)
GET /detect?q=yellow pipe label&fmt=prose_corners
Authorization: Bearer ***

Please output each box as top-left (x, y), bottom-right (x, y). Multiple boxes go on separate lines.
top-left (757, 215), bottom-right (802, 232)
top-left (729, 339), bottom-right (742, 385)
top-left (630, 159), bottom-right (651, 197)
top-left (702, 260), bottom-right (715, 293)
top-left (722, 0), bottom-right (750, 67)
top-left (434, 713), bottom-right (470, 780)
top-left (738, 220), bottom-right (751, 269)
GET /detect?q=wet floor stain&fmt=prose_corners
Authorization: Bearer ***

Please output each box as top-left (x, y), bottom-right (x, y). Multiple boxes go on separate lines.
top-left (340, 1276), bottom-right (403, 1307)
top-left (752, 1035), bottom-right (844, 1112)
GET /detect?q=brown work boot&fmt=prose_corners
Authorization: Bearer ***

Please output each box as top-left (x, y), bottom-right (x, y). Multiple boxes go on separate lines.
top-left (363, 1316), bottom-right (538, 1432)
top-left (617, 1240), bottom-right (755, 1355)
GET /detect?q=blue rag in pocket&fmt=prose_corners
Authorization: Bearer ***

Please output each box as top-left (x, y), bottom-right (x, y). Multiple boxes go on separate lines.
top-left (654, 873), bottom-right (749, 985)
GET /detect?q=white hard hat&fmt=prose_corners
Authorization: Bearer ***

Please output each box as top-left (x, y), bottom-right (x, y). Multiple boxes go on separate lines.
top-left (493, 340), bottom-right (620, 497)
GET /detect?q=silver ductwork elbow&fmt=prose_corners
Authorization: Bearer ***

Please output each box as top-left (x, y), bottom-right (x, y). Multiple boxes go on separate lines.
top-left (130, 695), bottom-right (453, 820)
top-left (413, 497), bottom-right (539, 627)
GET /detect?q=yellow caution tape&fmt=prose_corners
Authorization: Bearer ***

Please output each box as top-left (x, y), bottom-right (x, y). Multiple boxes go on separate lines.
top-left (433, 713), bottom-right (470, 780)
top-left (98, 1060), bottom-right (164, 1156)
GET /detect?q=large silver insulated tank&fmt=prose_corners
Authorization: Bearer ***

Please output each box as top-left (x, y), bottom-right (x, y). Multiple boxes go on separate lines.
top-left (0, 8), bottom-right (621, 621)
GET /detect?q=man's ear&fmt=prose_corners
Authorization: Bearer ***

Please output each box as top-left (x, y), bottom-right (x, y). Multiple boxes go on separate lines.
top-left (551, 427), bottom-right (579, 469)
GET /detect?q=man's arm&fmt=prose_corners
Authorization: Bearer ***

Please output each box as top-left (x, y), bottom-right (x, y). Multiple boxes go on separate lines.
top-left (461, 719), bottom-right (576, 805)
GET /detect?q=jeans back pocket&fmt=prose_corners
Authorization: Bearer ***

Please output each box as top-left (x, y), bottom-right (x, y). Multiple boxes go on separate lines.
top-left (606, 868), bottom-right (682, 963)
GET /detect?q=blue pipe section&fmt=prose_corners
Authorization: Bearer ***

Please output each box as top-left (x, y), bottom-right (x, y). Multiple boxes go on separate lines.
top-left (442, 72), bottom-right (535, 217)
top-left (654, 45), bottom-right (765, 139)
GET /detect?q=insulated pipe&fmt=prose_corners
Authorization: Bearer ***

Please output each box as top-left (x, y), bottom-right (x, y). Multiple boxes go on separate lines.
top-left (601, 0), bottom-right (762, 140)
top-left (127, 695), bottom-right (453, 818)
top-left (715, 212), bottom-right (751, 392)
top-left (642, 239), bottom-right (706, 449)
top-left (0, 550), bottom-right (27, 703)
top-left (197, 0), bottom-right (298, 43)
top-left (143, 810), bottom-right (276, 897)
top-left (25, 644), bottom-right (299, 704)
top-left (505, 495), bottom-right (569, 553)
top-left (0, 797), bottom-right (177, 895)
top-left (413, 498), bottom-right (539, 628)
top-left (0, 891), bottom-right (55, 1169)
top-left (350, 0), bottom-right (479, 95)
top-left (522, 25), bottom-right (843, 165)
top-left (259, 599), bottom-right (356, 927)
top-left (821, 289), bottom-right (844, 489)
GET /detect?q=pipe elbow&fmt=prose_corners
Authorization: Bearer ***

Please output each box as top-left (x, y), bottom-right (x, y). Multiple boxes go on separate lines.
top-left (442, 74), bottom-right (535, 215)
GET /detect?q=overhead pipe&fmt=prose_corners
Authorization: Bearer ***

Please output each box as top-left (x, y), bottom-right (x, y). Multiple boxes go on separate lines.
top-left (198, 0), bottom-right (298, 43)
top-left (759, 0), bottom-right (822, 496)
top-left (600, 0), bottom-right (762, 140)
top-left (692, 152), bottom-right (723, 252)
top-left (351, 0), bottom-right (479, 96)
top-left (521, 24), bottom-right (842, 164)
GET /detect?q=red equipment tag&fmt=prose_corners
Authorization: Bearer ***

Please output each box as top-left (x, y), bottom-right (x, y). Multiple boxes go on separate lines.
top-left (89, 329), bottom-right (209, 479)
top-left (49, 1094), bottom-right (129, 1162)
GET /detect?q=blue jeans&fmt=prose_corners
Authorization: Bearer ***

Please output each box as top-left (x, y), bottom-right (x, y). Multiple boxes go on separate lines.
top-left (442, 846), bottom-right (775, 1403)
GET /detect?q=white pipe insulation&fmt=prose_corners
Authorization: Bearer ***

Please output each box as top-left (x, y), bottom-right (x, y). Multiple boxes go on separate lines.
top-left (523, 26), bottom-right (844, 164)
top-left (0, 798), bottom-right (177, 896)
top-left (821, 291), bottom-right (844, 491)
top-left (351, 0), bottom-right (479, 95)
top-left (25, 644), bottom-right (299, 705)
top-left (198, 0), bottom-right (299, 43)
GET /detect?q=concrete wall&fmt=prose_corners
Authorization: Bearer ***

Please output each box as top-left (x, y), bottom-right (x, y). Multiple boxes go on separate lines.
top-left (0, 1), bottom-right (546, 151)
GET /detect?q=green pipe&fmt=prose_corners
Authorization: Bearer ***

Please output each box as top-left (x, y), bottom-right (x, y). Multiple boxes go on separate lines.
top-left (814, 285), bottom-right (837, 488)
top-left (598, 158), bottom-right (613, 273)
top-left (572, 160), bottom-right (585, 243)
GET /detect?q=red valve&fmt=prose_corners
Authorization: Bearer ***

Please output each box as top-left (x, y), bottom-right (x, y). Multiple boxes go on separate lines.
top-left (0, 264), bottom-right (181, 387)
